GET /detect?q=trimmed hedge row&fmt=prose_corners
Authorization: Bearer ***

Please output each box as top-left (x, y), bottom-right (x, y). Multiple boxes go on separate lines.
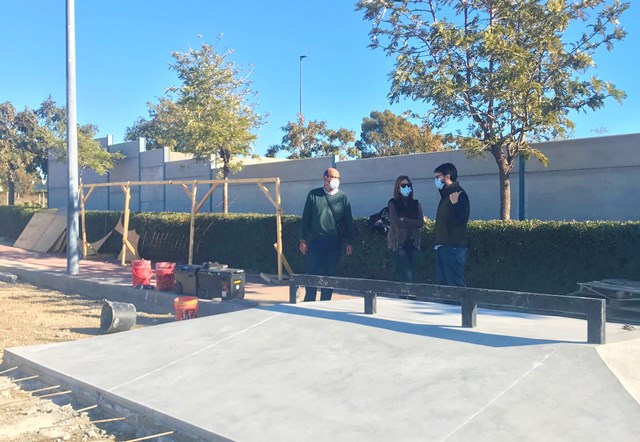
top-left (2, 206), bottom-right (639, 295)
top-left (0, 205), bottom-right (44, 240)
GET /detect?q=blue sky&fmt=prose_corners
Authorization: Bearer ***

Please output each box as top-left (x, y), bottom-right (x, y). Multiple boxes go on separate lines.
top-left (1, 1), bottom-right (638, 157)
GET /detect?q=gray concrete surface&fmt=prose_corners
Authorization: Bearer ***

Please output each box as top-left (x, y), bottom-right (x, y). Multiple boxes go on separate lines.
top-left (5, 299), bottom-right (640, 441)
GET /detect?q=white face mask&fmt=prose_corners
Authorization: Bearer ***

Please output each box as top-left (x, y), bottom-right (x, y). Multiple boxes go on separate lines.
top-left (329, 178), bottom-right (340, 190)
top-left (434, 177), bottom-right (444, 190)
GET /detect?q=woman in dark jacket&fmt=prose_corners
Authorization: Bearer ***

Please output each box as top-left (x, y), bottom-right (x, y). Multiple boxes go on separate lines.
top-left (387, 175), bottom-right (425, 283)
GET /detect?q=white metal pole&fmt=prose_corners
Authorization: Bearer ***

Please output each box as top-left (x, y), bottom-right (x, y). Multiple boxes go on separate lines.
top-left (66, 0), bottom-right (80, 275)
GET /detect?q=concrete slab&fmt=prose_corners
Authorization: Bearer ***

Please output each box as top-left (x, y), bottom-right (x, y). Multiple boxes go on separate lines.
top-left (5, 299), bottom-right (640, 441)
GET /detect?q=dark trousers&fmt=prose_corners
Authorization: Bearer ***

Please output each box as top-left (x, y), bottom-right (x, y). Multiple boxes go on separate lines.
top-left (435, 246), bottom-right (467, 287)
top-left (393, 244), bottom-right (417, 283)
top-left (304, 237), bottom-right (342, 301)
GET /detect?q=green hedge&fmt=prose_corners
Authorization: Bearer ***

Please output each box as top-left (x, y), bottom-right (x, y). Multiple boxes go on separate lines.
top-left (0, 205), bottom-right (42, 240)
top-left (2, 207), bottom-right (639, 295)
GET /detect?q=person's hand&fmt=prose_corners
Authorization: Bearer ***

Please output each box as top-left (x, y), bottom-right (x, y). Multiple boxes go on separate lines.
top-left (299, 240), bottom-right (307, 255)
top-left (346, 244), bottom-right (354, 256)
top-left (449, 191), bottom-right (461, 204)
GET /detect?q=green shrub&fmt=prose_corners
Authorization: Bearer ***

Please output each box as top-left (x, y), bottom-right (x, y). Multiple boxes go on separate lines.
top-left (0, 206), bottom-right (41, 240)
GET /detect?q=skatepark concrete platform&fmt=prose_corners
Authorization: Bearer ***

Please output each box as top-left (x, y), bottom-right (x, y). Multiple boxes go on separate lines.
top-left (5, 298), bottom-right (640, 441)
top-left (1, 243), bottom-right (639, 440)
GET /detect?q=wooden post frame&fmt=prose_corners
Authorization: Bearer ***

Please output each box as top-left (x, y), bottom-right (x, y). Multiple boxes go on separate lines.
top-left (75, 178), bottom-right (285, 278)
top-left (120, 182), bottom-right (132, 266)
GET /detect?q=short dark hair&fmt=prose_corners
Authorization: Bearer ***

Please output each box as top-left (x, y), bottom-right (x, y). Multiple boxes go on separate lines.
top-left (434, 163), bottom-right (458, 182)
top-left (393, 175), bottom-right (414, 200)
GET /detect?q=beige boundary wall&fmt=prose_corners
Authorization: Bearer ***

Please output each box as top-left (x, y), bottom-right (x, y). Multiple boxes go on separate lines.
top-left (47, 133), bottom-right (640, 221)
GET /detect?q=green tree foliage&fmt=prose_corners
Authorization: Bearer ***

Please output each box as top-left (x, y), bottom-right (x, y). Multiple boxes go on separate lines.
top-left (0, 102), bottom-right (48, 205)
top-left (356, 109), bottom-right (444, 157)
top-left (357, 0), bottom-right (628, 219)
top-left (266, 116), bottom-right (357, 159)
top-left (128, 43), bottom-right (265, 213)
top-left (124, 116), bottom-right (164, 150)
top-left (36, 97), bottom-right (123, 181)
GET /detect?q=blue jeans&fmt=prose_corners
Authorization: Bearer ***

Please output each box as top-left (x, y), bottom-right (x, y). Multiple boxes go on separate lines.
top-left (435, 246), bottom-right (467, 287)
top-left (304, 237), bottom-right (342, 301)
top-left (393, 244), bottom-right (417, 283)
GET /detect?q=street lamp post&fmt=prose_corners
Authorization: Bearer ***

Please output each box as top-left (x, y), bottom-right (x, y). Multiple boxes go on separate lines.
top-left (66, 0), bottom-right (80, 275)
top-left (299, 55), bottom-right (307, 119)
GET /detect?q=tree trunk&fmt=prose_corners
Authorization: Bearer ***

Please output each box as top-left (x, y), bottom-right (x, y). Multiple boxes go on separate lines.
top-left (8, 175), bottom-right (15, 206)
top-left (498, 161), bottom-right (511, 220)
top-left (222, 165), bottom-right (229, 214)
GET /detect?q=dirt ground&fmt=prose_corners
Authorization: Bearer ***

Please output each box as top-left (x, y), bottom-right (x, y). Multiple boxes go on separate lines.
top-left (0, 281), bottom-right (174, 442)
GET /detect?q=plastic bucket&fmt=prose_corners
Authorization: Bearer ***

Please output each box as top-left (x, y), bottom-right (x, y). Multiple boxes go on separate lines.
top-left (174, 296), bottom-right (198, 321)
top-left (155, 262), bottom-right (176, 292)
top-left (132, 260), bottom-right (152, 287)
top-left (100, 300), bottom-right (137, 334)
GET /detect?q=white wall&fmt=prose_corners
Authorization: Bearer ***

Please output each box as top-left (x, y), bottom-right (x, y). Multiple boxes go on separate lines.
top-left (47, 133), bottom-right (640, 221)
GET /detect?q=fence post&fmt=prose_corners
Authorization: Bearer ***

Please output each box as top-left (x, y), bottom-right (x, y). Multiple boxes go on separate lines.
top-left (586, 299), bottom-right (606, 344)
top-left (461, 293), bottom-right (477, 328)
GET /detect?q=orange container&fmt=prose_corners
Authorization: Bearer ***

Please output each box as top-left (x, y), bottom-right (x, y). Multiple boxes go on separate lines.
top-left (132, 260), bottom-right (152, 287)
top-left (155, 262), bottom-right (176, 292)
top-left (174, 296), bottom-right (198, 321)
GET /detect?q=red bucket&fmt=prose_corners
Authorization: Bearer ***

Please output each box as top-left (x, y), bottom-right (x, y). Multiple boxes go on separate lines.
top-left (174, 296), bottom-right (198, 321)
top-left (132, 260), bottom-right (152, 287)
top-left (155, 262), bottom-right (176, 292)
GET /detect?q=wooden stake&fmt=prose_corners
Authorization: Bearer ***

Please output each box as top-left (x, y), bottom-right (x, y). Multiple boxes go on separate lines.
top-left (88, 416), bottom-right (126, 424)
top-left (121, 182), bottom-right (131, 266)
top-left (27, 385), bottom-right (60, 395)
top-left (122, 431), bottom-right (175, 442)
top-left (273, 243), bottom-right (293, 275)
top-left (0, 366), bottom-right (18, 375)
top-left (11, 375), bottom-right (39, 383)
top-left (41, 405), bottom-right (98, 429)
top-left (2, 390), bottom-right (71, 407)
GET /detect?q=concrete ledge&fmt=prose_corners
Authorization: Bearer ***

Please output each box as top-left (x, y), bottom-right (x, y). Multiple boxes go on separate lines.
top-left (0, 264), bottom-right (255, 317)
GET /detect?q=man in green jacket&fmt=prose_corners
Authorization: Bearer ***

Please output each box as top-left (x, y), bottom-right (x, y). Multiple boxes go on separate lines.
top-left (300, 168), bottom-right (355, 301)
top-left (433, 163), bottom-right (470, 287)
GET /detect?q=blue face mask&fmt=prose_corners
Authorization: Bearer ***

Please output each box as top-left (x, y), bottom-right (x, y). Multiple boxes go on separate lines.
top-left (434, 177), bottom-right (444, 190)
top-left (400, 186), bottom-right (412, 197)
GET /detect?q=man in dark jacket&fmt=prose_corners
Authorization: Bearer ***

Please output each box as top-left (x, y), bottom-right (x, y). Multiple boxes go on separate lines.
top-left (299, 168), bottom-right (355, 301)
top-left (433, 163), bottom-right (470, 286)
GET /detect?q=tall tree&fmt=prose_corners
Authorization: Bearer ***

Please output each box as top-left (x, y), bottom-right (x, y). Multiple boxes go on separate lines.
top-left (357, 0), bottom-right (628, 219)
top-left (356, 109), bottom-right (444, 157)
top-left (266, 116), bottom-right (357, 159)
top-left (0, 102), bottom-right (47, 205)
top-left (36, 97), bottom-right (123, 182)
top-left (124, 117), bottom-right (164, 150)
top-left (135, 43), bottom-right (266, 213)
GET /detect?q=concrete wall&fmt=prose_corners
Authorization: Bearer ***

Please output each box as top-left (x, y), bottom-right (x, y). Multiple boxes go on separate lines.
top-left (524, 134), bottom-right (640, 221)
top-left (47, 133), bottom-right (640, 221)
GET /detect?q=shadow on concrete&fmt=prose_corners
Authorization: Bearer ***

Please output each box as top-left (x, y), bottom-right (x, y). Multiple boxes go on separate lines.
top-left (69, 326), bottom-right (101, 336)
top-left (263, 303), bottom-right (574, 348)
